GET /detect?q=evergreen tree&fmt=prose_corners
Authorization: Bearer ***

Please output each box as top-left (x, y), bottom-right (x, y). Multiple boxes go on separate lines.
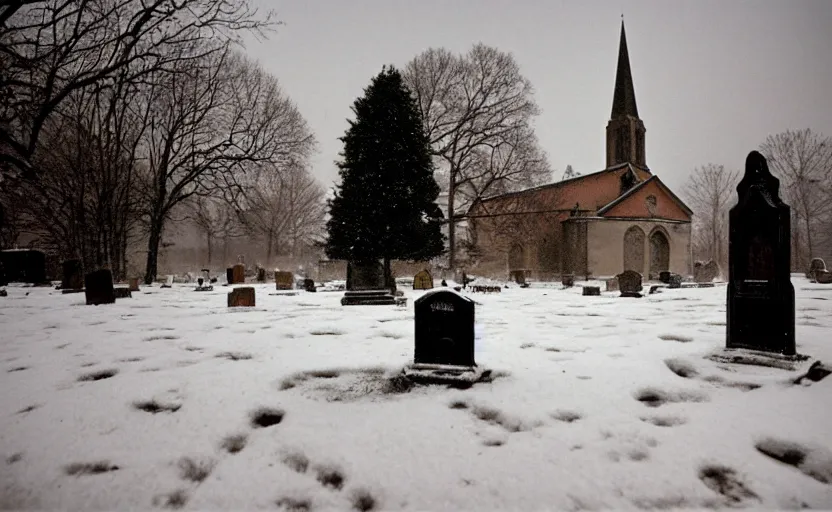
top-left (325, 66), bottom-right (445, 279)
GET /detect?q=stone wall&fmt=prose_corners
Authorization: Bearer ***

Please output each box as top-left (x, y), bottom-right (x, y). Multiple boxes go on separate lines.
top-left (585, 218), bottom-right (691, 278)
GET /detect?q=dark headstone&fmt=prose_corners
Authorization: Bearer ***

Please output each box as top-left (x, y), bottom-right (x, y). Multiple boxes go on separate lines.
top-left (61, 259), bottom-right (84, 290)
top-left (807, 258), bottom-right (827, 282)
top-left (582, 286), bottom-right (601, 296)
top-left (562, 274), bottom-right (574, 287)
top-left (441, 279), bottom-right (448, 287)
top-left (346, 261), bottom-right (385, 291)
top-left (113, 287), bottom-right (132, 299)
top-left (605, 277), bottom-right (619, 292)
top-left (256, 268), bottom-right (266, 283)
top-left (616, 270), bottom-right (643, 298)
top-left (727, 151), bottom-right (795, 355)
top-left (659, 271), bottom-right (672, 284)
top-left (694, 260), bottom-right (721, 283)
top-left (816, 270), bottom-right (832, 284)
top-left (0, 249), bottom-right (47, 284)
top-left (0, 261), bottom-right (6, 286)
top-left (510, 270), bottom-right (526, 286)
top-left (228, 286), bottom-right (255, 307)
top-left (414, 289), bottom-right (475, 367)
top-left (226, 268), bottom-right (234, 285)
top-left (303, 278), bottom-right (316, 292)
top-left (668, 274), bottom-right (683, 289)
top-left (84, 269), bottom-right (116, 305)
top-left (413, 270), bottom-right (434, 290)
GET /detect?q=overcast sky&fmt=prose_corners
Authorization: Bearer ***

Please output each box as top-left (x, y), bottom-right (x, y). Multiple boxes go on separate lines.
top-left (244, 0), bottom-right (832, 195)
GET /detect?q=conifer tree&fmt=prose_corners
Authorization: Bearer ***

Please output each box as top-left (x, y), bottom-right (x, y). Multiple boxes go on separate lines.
top-left (325, 66), bottom-right (444, 283)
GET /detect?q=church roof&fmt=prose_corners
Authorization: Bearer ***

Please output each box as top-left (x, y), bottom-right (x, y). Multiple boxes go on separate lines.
top-left (596, 174), bottom-right (693, 216)
top-left (611, 20), bottom-right (639, 119)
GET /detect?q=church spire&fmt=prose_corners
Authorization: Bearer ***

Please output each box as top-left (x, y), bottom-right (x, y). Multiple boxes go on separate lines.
top-left (611, 20), bottom-right (639, 119)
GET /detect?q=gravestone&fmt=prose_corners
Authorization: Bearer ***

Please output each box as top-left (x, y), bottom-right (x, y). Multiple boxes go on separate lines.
top-left (605, 277), bottom-right (619, 292)
top-left (113, 287), bottom-right (132, 299)
top-left (413, 269), bottom-right (434, 290)
top-left (226, 268), bottom-right (234, 285)
top-left (582, 286), bottom-right (601, 296)
top-left (275, 271), bottom-right (294, 290)
top-left (694, 260), bottom-right (721, 283)
top-left (0, 249), bottom-right (47, 284)
top-left (84, 269), bottom-right (116, 305)
top-left (413, 289), bottom-right (475, 367)
top-left (341, 261), bottom-right (395, 306)
top-left (510, 270), bottom-right (526, 286)
top-left (562, 273), bottom-right (575, 287)
top-left (303, 278), bottom-right (316, 292)
top-left (228, 286), bottom-right (255, 307)
top-left (807, 258), bottom-right (827, 282)
top-left (256, 267), bottom-right (266, 283)
top-left (61, 259), bottom-right (84, 290)
top-left (232, 264), bottom-right (246, 284)
top-left (816, 270), bottom-right (832, 284)
top-left (616, 270), bottom-right (643, 298)
top-left (668, 274), bottom-right (683, 289)
top-left (0, 261), bottom-right (6, 286)
top-left (659, 271), bottom-right (672, 284)
top-left (128, 278), bottom-right (140, 292)
top-left (727, 151), bottom-right (795, 355)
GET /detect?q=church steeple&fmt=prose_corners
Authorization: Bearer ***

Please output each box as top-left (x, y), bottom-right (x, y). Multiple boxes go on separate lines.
top-left (606, 20), bottom-right (648, 171)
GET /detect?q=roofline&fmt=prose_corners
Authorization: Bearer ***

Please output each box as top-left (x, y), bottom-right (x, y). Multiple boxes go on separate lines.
top-left (564, 216), bottom-right (691, 224)
top-left (596, 175), bottom-right (693, 216)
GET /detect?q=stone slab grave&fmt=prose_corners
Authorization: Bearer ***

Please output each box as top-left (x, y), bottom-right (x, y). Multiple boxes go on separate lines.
top-left (128, 278), bottom-right (140, 292)
top-left (582, 285), bottom-right (600, 296)
top-left (228, 286), bottom-right (255, 307)
top-left (232, 264), bottom-right (246, 285)
top-left (60, 259), bottom-right (84, 294)
top-left (413, 269), bottom-right (433, 290)
top-left (616, 270), bottom-right (643, 298)
top-left (85, 269), bottom-right (116, 305)
top-left (0, 249), bottom-right (48, 285)
top-left (341, 261), bottom-right (395, 306)
top-left (403, 289), bottom-right (490, 386)
top-left (113, 286), bottom-right (132, 299)
top-left (725, 151), bottom-right (795, 357)
top-left (275, 271), bottom-right (294, 290)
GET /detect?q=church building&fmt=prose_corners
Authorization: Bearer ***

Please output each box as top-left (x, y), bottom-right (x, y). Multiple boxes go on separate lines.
top-left (466, 22), bottom-right (692, 280)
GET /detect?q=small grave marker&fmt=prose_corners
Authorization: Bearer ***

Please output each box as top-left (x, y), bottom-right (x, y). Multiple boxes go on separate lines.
top-left (228, 287), bottom-right (255, 307)
top-left (694, 260), bottom-right (721, 283)
top-left (113, 287), bottom-right (132, 299)
top-left (562, 273), bottom-right (575, 287)
top-left (226, 268), bottom-right (234, 285)
top-left (85, 269), bottom-right (116, 305)
top-left (726, 151), bottom-right (795, 355)
top-left (128, 278), bottom-right (140, 292)
top-left (232, 264), bottom-right (246, 284)
top-left (275, 271), bottom-right (294, 290)
top-left (582, 286), bottom-right (601, 296)
top-left (61, 259), bottom-right (84, 290)
top-left (616, 270), bottom-right (643, 298)
top-left (605, 277), bottom-right (619, 292)
top-left (303, 278), bottom-right (316, 292)
top-left (256, 267), bottom-right (266, 283)
top-left (668, 274), bottom-right (682, 289)
top-left (413, 269), bottom-right (434, 290)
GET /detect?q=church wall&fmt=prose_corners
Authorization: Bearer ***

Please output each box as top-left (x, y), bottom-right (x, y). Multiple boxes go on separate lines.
top-left (585, 218), bottom-right (691, 278)
top-left (602, 180), bottom-right (690, 221)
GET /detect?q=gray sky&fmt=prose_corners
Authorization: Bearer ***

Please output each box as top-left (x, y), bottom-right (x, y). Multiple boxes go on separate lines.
top-left (244, 0), bottom-right (832, 195)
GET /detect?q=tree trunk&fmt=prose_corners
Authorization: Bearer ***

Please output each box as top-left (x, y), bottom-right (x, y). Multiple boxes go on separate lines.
top-left (144, 221), bottom-right (163, 285)
top-left (266, 228), bottom-right (274, 267)
top-left (447, 170), bottom-right (457, 270)
top-left (207, 233), bottom-right (213, 266)
top-left (804, 214), bottom-right (813, 261)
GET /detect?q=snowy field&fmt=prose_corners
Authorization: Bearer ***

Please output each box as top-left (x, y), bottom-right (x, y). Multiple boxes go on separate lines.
top-left (1, 279), bottom-right (831, 511)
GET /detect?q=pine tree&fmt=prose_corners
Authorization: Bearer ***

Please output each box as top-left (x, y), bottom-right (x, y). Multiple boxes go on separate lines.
top-left (325, 66), bottom-right (445, 280)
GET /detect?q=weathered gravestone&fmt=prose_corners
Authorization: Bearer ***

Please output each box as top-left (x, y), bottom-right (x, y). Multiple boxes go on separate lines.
top-left (61, 259), bottom-right (84, 291)
top-left (414, 289), bottom-right (475, 367)
top-left (616, 270), bottom-right (643, 298)
top-left (232, 264), bottom-right (246, 284)
top-left (0, 261), bottom-right (6, 287)
top-left (226, 268), bottom-right (234, 285)
top-left (228, 286), bottom-right (255, 307)
top-left (582, 286), bottom-right (601, 296)
top-left (807, 258), bottom-right (832, 283)
top-left (128, 278), bottom-right (140, 292)
top-left (256, 267), bottom-right (266, 283)
top-left (726, 151), bottom-right (795, 355)
top-left (562, 273), bottom-right (575, 287)
top-left (341, 261), bottom-right (395, 306)
top-left (303, 278), bottom-right (316, 292)
top-left (275, 271), bottom-right (294, 290)
top-left (85, 269), bottom-right (116, 305)
top-left (605, 277), bottom-right (619, 292)
top-left (510, 270), bottom-right (527, 286)
top-left (0, 249), bottom-right (47, 284)
top-left (413, 269), bottom-right (434, 290)
top-left (113, 287), bottom-right (132, 299)
top-left (659, 271), bottom-right (672, 284)
top-left (694, 260), bottom-right (721, 283)
top-left (668, 274), bottom-right (683, 289)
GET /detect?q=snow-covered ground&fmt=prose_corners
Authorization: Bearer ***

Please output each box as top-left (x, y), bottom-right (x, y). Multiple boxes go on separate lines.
top-left (1, 279), bottom-right (831, 510)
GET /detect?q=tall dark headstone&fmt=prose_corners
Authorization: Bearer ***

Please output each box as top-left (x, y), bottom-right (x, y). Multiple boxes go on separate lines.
top-left (341, 261), bottom-right (395, 305)
top-left (226, 268), bottom-right (234, 285)
top-left (727, 151), bottom-right (795, 355)
top-left (414, 289), bottom-right (475, 367)
top-left (84, 269), bottom-right (116, 306)
top-left (61, 259), bottom-right (84, 290)
top-left (0, 260), bottom-right (7, 287)
top-left (0, 249), bottom-right (47, 284)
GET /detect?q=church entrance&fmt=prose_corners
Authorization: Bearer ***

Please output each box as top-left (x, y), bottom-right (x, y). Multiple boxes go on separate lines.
top-left (623, 226), bottom-right (645, 273)
top-left (649, 230), bottom-right (670, 278)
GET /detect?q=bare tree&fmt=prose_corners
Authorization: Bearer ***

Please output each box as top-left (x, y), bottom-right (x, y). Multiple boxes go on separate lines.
top-left (404, 44), bottom-right (544, 269)
top-left (0, 0), bottom-right (276, 180)
top-left (136, 46), bottom-right (315, 283)
top-left (238, 160), bottom-right (325, 265)
top-left (683, 164), bottom-right (739, 269)
top-left (186, 195), bottom-right (244, 266)
top-left (760, 129), bottom-right (832, 268)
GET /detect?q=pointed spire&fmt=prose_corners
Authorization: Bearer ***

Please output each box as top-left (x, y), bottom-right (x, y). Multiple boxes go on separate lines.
top-left (611, 20), bottom-right (639, 119)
